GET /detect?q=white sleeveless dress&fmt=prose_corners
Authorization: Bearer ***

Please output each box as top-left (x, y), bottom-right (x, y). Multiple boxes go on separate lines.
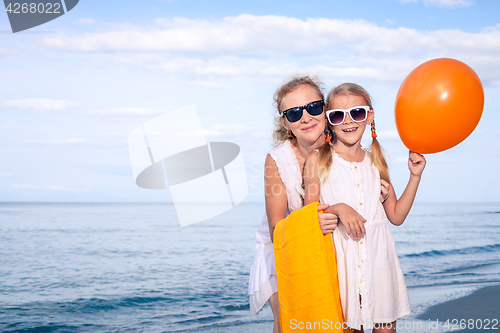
top-left (248, 140), bottom-right (304, 314)
top-left (320, 150), bottom-right (411, 330)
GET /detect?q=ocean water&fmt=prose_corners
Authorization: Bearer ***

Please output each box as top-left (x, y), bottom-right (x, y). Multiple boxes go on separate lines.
top-left (0, 202), bottom-right (499, 332)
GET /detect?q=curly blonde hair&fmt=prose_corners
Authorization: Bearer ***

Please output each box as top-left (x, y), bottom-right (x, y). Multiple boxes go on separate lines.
top-left (272, 75), bottom-right (324, 145)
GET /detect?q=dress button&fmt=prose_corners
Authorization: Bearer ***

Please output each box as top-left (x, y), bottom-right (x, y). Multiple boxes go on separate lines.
top-left (360, 279), bottom-right (363, 283)
top-left (359, 202), bottom-right (363, 206)
top-left (356, 183), bottom-right (360, 187)
top-left (354, 166), bottom-right (357, 169)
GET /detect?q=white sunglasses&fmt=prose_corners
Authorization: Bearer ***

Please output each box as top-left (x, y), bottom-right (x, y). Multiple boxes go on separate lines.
top-left (325, 106), bottom-right (371, 125)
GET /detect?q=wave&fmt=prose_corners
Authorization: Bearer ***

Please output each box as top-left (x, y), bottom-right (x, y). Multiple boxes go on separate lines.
top-left (406, 278), bottom-right (500, 289)
top-left (1, 295), bottom-right (254, 333)
top-left (221, 304), bottom-right (250, 311)
top-left (169, 318), bottom-right (273, 333)
top-left (438, 261), bottom-right (500, 274)
top-left (5, 324), bottom-right (88, 333)
top-left (67, 296), bottom-right (183, 312)
top-left (403, 243), bottom-right (500, 258)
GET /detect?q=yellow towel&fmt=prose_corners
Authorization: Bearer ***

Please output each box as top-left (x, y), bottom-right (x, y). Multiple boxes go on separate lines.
top-left (274, 202), bottom-right (352, 333)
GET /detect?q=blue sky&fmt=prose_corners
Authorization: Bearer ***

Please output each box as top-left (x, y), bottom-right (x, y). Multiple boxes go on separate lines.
top-left (1, 0), bottom-right (499, 203)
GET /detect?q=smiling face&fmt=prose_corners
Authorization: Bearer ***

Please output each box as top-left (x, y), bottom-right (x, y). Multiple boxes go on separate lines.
top-left (328, 94), bottom-right (374, 148)
top-left (280, 84), bottom-right (326, 146)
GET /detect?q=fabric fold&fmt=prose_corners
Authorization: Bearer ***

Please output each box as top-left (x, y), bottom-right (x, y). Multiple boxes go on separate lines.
top-left (274, 202), bottom-right (352, 333)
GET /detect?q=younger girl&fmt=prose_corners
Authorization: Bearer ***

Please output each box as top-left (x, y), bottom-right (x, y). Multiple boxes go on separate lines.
top-left (304, 83), bottom-right (426, 332)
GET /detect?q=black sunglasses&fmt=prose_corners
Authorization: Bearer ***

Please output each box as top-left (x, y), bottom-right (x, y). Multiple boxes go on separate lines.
top-left (282, 100), bottom-right (324, 123)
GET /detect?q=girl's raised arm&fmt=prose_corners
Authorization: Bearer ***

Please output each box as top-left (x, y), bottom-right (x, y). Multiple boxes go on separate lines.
top-left (383, 151), bottom-right (426, 226)
top-left (264, 154), bottom-right (288, 242)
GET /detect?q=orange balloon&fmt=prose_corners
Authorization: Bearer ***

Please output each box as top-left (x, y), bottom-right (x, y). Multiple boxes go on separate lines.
top-left (395, 58), bottom-right (484, 154)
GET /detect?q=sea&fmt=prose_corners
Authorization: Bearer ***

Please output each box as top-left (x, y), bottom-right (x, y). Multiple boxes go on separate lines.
top-left (0, 202), bottom-right (499, 332)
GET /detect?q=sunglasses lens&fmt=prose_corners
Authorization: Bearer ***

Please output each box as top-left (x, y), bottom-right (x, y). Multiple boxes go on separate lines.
top-left (329, 111), bottom-right (344, 125)
top-left (284, 101), bottom-right (323, 122)
top-left (285, 108), bottom-right (302, 122)
top-left (307, 101), bottom-right (324, 116)
top-left (350, 108), bottom-right (367, 122)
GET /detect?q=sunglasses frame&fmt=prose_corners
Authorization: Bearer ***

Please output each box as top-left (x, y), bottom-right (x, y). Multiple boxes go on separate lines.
top-left (325, 106), bottom-right (371, 126)
top-left (282, 100), bottom-right (324, 123)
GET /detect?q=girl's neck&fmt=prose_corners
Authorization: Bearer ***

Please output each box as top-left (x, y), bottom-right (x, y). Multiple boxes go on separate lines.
top-left (332, 141), bottom-right (365, 162)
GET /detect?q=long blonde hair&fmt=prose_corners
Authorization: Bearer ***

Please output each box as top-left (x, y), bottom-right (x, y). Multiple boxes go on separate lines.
top-left (317, 83), bottom-right (390, 183)
top-left (272, 75), bottom-right (324, 145)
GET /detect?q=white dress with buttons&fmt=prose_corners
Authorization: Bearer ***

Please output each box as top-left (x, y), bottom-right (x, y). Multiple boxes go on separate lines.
top-left (320, 150), bottom-right (411, 330)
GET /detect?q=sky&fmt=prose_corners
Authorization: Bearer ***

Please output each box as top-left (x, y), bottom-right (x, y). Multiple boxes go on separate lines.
top-left (1, 0), bottom-right (500, 203)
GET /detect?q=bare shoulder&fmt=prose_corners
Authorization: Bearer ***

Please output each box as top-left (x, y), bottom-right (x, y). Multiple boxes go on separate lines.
top-left (265, 153), bottom-right (278, 169)
top-left (264, 153), bottom-right (282, 184)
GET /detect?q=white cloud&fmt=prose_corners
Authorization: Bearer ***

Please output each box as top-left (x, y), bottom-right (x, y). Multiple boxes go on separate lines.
top-left (0, 172), bottom-right (13, 177)
top-left (423, 0), bottom-right (474, 8)
top-left (39, 16), bottom-right (425, 55)
top-left (87, 107), bottom-right (165, 116)
top-left (73, 18), bottom-right (97, 25)
top-left (0, 48), bottom-right (18, 56)
top-left (38, 15), bottom-right (493, 56)
top-left (1, 99), bottom-right (75, 111)
top-left (398, 0), bottom-right (474, 7)
top-left (104, 54), bottom-right (410, 84)
top-left (23, 138), bottom-right (86, 146)
top-left (36, 15), bottom-right (500, 85)
top-left (11, 184), bottom-right (91, 191)
top-left (107, 54), bottom-right (296, 78)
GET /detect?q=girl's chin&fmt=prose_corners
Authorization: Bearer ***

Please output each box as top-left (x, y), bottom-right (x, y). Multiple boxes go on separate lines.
top-left (346, 141), bottom-right (361, 146)
top-left (336, 135), bottom-right (362, 145)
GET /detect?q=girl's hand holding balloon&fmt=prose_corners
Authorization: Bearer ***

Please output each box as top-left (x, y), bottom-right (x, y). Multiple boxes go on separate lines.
top-left (408, 151), bottom-right (426, 177)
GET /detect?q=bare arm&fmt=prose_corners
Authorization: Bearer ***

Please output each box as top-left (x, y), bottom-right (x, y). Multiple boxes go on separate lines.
top-left (305, 150), bottom-right (366, 239)
top-left (304, 151), bottom-right (341, 235)
top-left (303, 150), bottom-right (320, 206)
top-left (264, 154), bottom-right (288, 242)
top-left (322, 203), bottom-right (367, 240)
top-left (383, 151), bottom-right (426, 226)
